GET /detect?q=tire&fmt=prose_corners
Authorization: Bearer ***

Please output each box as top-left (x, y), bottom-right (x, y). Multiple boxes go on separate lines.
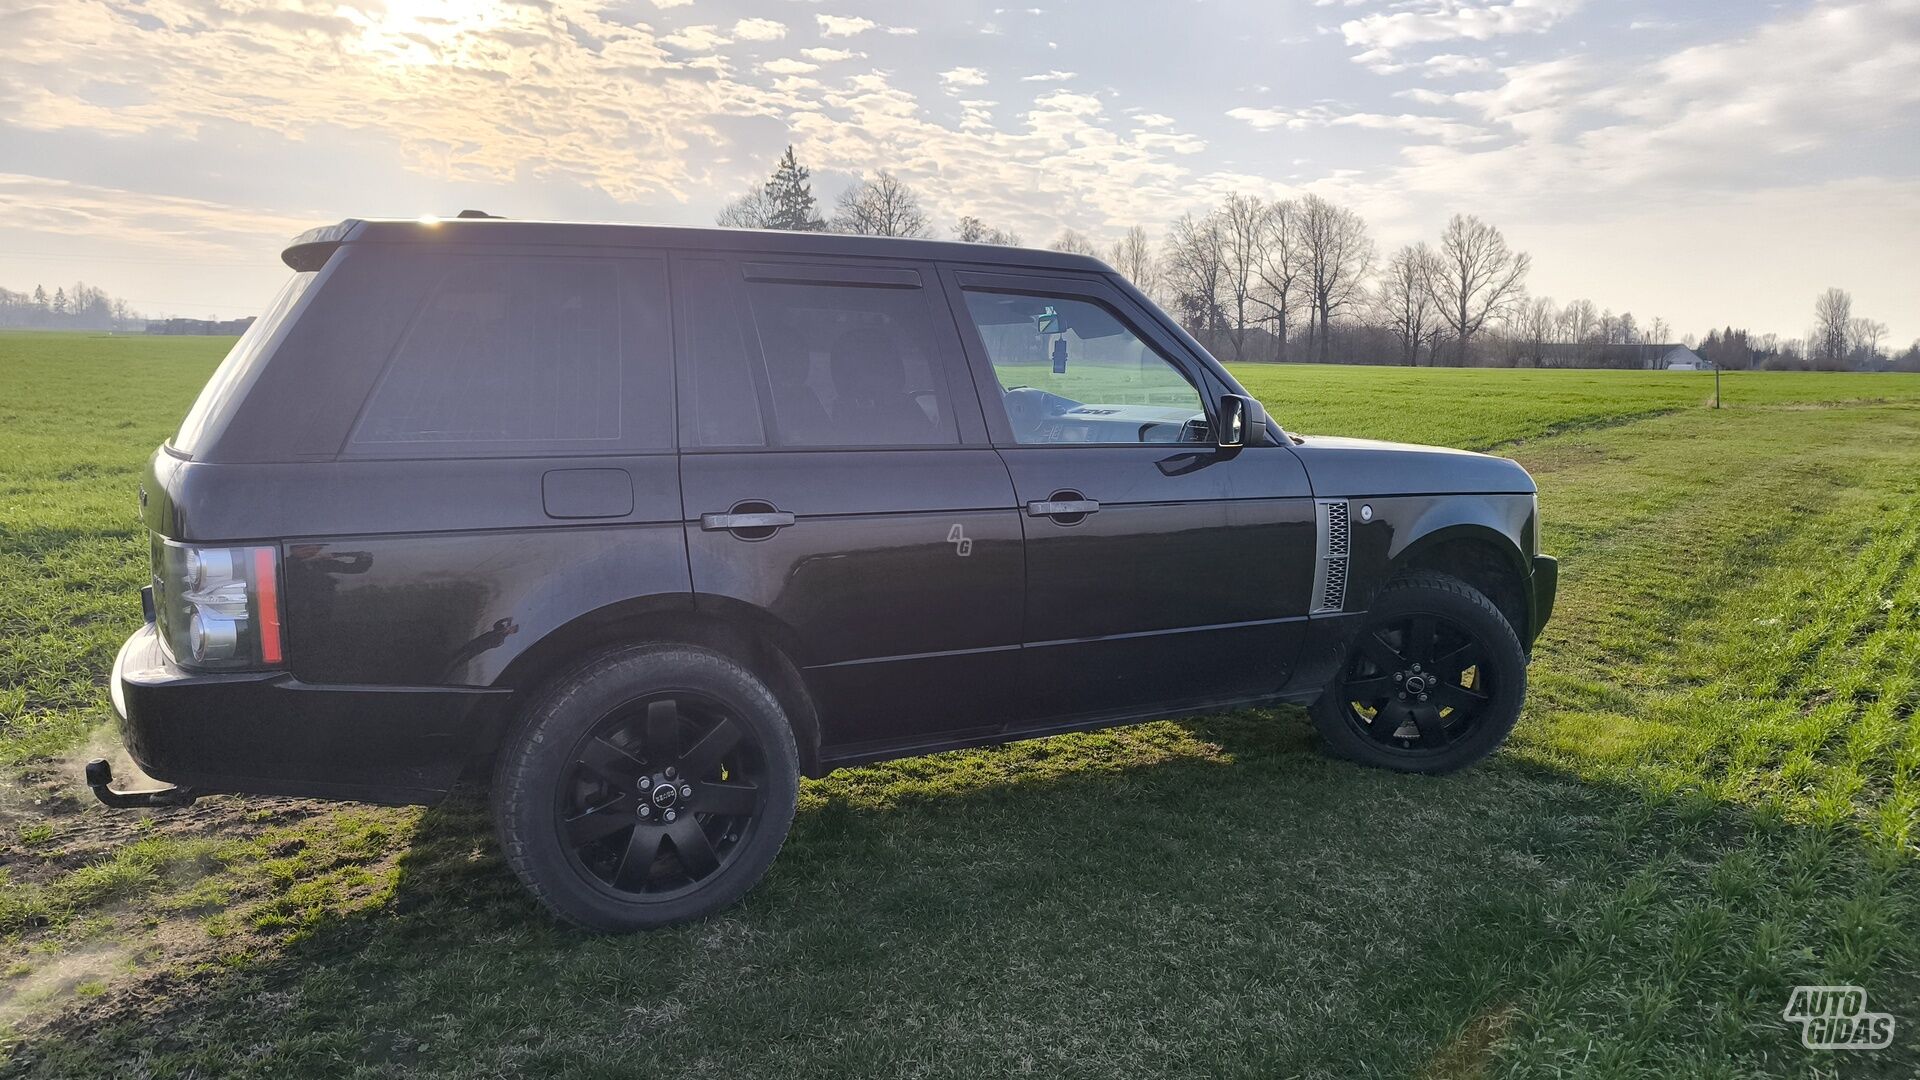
top-left (1310, 571), bottom-right (1527, 775)
top-left (492, 644), bottom-right (800, 932)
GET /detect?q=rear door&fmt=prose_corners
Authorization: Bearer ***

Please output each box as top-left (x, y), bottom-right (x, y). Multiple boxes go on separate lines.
top-left (943, 267), bottom-right (1317, 723)
top-left (673, 255), bottom-right (1025, 756)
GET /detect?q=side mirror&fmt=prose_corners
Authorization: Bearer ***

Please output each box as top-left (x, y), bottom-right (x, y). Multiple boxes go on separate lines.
top-left (1217, 394), bottom-right (1263, 448)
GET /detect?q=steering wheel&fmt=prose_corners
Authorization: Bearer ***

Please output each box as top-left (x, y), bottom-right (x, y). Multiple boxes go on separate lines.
top-left (1001, 386), bottom-right (1047, 438)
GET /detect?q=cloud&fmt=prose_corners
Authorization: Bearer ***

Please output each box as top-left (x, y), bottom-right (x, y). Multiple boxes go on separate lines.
top-left (0, 173), bottom-right (318, 259)
top-left (1421, 53), bottom-right (1494, 77)
top-left (1342, 0), bottom-right (1582, 53)
top-left (4, 0), bottom-right (1914, 340)
top-left (1225, 106), bottom-right (1308, 132)
top-left (1227, 104), bottom-right (1488, 144)
top-left (1356, 0), bottom-right (1920, 217)
top-left (731, 18), bottom-right (786, 42)
top-left (816, 14), bottom-right (876, 37)
top-left (760, 57), bottom-right (818, 75)
top-left (1020, 70), bottom-right (1077, 82)
top-left (660, 25), bottom-right (729, 51)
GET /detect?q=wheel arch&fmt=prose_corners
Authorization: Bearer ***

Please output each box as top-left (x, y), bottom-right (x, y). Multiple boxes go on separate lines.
top-left (1387, 522), bottom-right (1532, 643)
top-left (483, 594), bottom-right (825, 778)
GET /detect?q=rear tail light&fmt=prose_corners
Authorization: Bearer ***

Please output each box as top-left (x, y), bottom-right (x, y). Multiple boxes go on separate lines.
top-left (151, 537), bottom-right (284, 669)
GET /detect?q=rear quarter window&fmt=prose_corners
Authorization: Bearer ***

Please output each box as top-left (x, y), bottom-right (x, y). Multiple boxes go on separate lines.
top-left (348, 255), bottom-right (672, 455)
top-left (172, 271), bottom-right (319, 457)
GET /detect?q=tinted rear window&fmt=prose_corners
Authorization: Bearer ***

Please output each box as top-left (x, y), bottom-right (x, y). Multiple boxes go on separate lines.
top-left (743, 279), bottom-right (959, 447)
top-left (676, 260), bottom-right (960, 449)
top-left (351, 257), bottom-right (630, 451)
top-left (172, 271), bottom-right (318, 457)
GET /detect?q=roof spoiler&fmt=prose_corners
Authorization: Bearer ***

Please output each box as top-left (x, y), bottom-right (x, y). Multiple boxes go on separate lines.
top-left (281, 220), bottom-right (361, 271)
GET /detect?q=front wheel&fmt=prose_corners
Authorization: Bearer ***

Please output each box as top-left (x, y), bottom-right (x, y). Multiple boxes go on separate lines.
top-left (1310, 571), bottom-right (1527, 775)
top-left (492, 644), bottom-right (800, 932)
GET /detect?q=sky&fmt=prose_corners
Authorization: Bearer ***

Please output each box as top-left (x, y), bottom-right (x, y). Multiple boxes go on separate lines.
top-left (1, 0), bottom-right (1916, 344)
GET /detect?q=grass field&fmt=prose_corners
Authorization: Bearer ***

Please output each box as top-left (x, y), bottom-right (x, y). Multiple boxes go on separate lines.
top-left (3, 328), bottom-right (1919, 1077)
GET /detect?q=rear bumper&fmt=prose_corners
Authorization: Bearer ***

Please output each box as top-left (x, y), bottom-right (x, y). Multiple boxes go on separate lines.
top-left (1528, 554), bottom-right (1559, 648)
top-left (111, 623), bottom-right (511, 806)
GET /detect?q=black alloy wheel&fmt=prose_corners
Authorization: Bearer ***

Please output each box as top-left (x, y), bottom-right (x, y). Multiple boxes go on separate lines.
top-left (559, 693), bottom-right (767, 899)
top-left (494, 645), bottom-right (800, 932)
top-left (1338, 613), bottom-right (1492, 753)
top-left (1310, 571), bottom-right (1527, 775)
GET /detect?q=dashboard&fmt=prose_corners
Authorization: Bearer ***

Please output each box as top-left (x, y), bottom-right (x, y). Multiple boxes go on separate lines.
top-left (1001, 387), bottom-right (1210, 445)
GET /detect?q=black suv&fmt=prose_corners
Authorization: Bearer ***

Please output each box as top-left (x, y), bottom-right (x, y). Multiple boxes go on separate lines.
top-left (97, 218), bottom-right (1556, 931)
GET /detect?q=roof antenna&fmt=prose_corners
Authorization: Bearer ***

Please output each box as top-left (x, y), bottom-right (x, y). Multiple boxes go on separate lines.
top-left (455, 209), bottom-right (502, 219)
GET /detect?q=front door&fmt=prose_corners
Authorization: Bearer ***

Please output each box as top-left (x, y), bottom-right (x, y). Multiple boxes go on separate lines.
top-left (944, 269), bottom-right (1317, 724)
top-left (674, 256), bottom-right (1024, 756)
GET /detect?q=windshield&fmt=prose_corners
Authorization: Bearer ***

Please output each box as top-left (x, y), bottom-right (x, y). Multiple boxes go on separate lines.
top-left (171, 271), bottom-right (318, 457)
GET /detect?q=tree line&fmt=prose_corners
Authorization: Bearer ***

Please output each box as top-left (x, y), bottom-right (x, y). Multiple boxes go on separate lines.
top-left (717, 147), bottom-right (1917, 372)
top-left (0, 282), bottom-right (143, 331)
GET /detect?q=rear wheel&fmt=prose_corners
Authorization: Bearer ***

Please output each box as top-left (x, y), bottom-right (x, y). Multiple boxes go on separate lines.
top-left (493, 644), bottom-right (799, 932)
top-left (1311, 571), bottom-right (1526, 775)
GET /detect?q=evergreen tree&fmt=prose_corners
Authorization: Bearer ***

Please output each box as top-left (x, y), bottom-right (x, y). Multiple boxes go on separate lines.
top-left (51, 287), bottom-right (68, 315)
top-left (32, 285), bottom-right (48, 311)
top-left (761, 146), bottom-right (825, 232)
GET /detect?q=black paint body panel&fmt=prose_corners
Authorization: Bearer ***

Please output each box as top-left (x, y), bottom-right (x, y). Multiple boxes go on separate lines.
top-left (681, 448), bottom-right (1026, 746)
top-left (109, 220), bottom-right (1555, 806)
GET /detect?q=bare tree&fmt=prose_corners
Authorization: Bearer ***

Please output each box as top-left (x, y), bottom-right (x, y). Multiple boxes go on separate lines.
top-left (1248, 199), bottom-right (1302, 363)
top-left (1217, 194), bottom-right (1268, 361)
top-left (1109, 225), bottom-right (1157, 297)
top-left (716, 188), bottom-right (776, 229)
top-left (1560, 298), bottom-right (1597, 346)
top-left (832, 172), bottom-right (933, 237)
top-left (1374, 243), bottom-right (1440, 366)
top-left (1428, 213), bottom-right (1530, 365)
top-left (1049, 228), bottom-right (1099, 256)
top-left (1813, 287), bottom-right (1853, 364)
top-left (1849, 316), bottom-right (1889, 368)
top-left (1297, 194), bottom-right (1374, 363)
top-left (1648, 316), bottom-right (1670, 345)
top-left (1515, 296), bottom-right (1558, 367)
top-left (1161, 212), bottom-right (1226, 344)
top-left (953, 216), bottom-right (1021, 245)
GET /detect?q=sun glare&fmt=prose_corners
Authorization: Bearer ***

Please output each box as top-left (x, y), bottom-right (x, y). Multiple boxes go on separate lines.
top-left (339, 0), bottom-right (515, 67)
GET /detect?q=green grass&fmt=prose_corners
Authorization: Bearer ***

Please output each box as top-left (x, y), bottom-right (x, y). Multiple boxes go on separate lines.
top-left (3, 330), bottom-right (1920, 1077)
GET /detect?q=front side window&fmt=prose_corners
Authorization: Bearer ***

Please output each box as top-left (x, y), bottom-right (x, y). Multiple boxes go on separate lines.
top-left (962, 291), bottom-right (1207, 445)
top-left (351, 257), bottom-right (633, 451)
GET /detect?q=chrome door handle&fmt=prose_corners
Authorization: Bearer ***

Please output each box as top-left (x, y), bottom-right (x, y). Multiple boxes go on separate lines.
top-left (700, 511), bottom-right (796, 531)
top-left (1026, 499), bottom-right (1100, 517)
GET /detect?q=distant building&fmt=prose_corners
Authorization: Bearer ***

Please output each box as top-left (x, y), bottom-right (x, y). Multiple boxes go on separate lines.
top-left (1660, 347), bottom-right (1710, 371)
top-left (146, 316), bottom-right (256, 336)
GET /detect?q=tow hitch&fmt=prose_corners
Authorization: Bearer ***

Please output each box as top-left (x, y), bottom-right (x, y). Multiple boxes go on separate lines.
top-left (85, 759), bottom-right (196, 809)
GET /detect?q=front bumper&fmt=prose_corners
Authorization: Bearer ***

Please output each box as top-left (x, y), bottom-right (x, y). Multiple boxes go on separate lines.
top-left (110, 622), bottom-right (510, 806)
top-left (1528, 554), bottom-right (1559, 648)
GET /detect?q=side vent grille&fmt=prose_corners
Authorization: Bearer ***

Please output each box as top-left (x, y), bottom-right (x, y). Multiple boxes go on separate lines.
top-left (1313, 499), bottom-right (1352, 614)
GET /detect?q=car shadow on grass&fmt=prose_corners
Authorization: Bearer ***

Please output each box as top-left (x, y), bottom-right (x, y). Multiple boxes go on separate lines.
top-left (6, 711), bottom-right (1915, 1079)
